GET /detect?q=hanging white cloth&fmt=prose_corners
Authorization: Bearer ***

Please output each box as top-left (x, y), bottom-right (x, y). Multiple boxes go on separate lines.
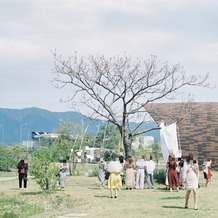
top-left (160, 122), bottom-right (181, 163)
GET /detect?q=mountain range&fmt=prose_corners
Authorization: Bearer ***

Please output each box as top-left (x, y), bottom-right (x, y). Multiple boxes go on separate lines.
top-left (0, 107), bottom-right (160, 145)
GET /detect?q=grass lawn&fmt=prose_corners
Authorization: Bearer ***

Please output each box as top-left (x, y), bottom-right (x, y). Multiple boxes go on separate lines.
top-left (0, 169), bottom-right (217, 218)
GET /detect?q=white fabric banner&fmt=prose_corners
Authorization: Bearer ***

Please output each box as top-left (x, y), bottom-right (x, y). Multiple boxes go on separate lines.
top-left (160, 122), bottom-right (181, 163)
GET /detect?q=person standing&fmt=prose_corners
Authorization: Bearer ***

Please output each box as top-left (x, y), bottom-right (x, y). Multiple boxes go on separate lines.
top-left (107, 154), bottom-right (123, 198)
top-left (145, 156), bottom-right (156, 189)
top-left (17, 159), bottom-right (28, 190)
top-left (177, 157), bottom-right (185, 189)
top-left (96, 158), bottom-right (106, 189)
top-left (135, 155), bottom-right (146, 189)
top-left (166, 155), bottom-right (180, 192)
top-left (203, 159), bottom-right (212, 187)
top-left (58, 160), bottom-right (67, 191)
top-left (183, 153), bottom-right (199, 210)
top-left (124, 156), bottom-right (135, 190)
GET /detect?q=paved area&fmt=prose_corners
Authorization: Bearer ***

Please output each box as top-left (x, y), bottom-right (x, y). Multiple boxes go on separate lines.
top-left (0, 176), bottom-right (17, 181)
top-left (0, 176), bottom-right (35, 182)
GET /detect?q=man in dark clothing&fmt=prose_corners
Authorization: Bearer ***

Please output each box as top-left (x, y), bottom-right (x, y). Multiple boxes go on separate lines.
top-left (17, 159), bottom-right (28, 190)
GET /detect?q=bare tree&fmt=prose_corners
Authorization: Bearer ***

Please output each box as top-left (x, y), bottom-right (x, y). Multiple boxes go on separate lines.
top-left (52, 53), bottom-right (210, 158)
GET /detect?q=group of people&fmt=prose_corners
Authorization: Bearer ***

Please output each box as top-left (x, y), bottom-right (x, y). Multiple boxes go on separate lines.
top-left (96, 154), bottom-right (156, 198)
top-left (17, 152), bottom-right (212, 211)
top-left (124, 155), bottom-right (156, 190)
top-left (165, 153), bottom-right (213, 210)
top-left (96, 152), bottom-right (213, 210)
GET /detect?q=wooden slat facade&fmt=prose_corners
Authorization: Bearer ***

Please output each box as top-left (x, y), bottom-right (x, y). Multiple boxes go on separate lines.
top-left (145, 102), bottom-right (218, 171)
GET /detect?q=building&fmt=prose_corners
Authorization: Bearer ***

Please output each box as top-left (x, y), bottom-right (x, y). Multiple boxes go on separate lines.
top-left (32, 131), bottom-right (59, 141)
top-left (145, 102), bottom-right (218, 170)
top-left (132, 136), bottom-right (155, 149)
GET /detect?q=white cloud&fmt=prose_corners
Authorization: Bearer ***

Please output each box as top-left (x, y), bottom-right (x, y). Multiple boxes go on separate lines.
top-left (0, 0), bottom-right (217, 112)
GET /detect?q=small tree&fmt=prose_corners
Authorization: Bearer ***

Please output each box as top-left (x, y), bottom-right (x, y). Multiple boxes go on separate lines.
top-left (30, 147), bottom-right (57, 190)
top-left (0, 146), bottom-right (13, 171)
top-left (0, 145), bottom-right (27, 172)
top-left (150, 143), bottom-right (162, 164)
top-left (53, 120), bottom-right (92, 174)
top-left (8, 145), bottom-right (28, 168)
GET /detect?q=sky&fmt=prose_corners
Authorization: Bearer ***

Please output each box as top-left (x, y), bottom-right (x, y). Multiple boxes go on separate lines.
top-left (0, 0), bottom-right (218, 113)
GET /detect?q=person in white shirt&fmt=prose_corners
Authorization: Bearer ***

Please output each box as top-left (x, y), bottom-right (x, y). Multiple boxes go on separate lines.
top-left (135, 155), bottom-right (146, 189)
top-left (145, 156), bottom-right (156, 189)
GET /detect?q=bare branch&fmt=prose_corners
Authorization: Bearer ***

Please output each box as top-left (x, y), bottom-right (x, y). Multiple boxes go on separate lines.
top-left (51, 52), bottom-right (211, 157)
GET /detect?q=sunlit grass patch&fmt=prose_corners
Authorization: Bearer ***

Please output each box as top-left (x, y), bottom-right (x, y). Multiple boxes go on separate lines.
top-left (0, 195), bottom-right (43, 218)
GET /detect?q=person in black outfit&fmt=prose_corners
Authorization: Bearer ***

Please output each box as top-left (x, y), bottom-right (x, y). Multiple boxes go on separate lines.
top-left (17, 159), bottom-right (28, 190)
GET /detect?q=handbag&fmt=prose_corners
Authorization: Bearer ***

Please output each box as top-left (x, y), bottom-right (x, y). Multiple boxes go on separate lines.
top-left (105, 171), bottom-right (110, 180)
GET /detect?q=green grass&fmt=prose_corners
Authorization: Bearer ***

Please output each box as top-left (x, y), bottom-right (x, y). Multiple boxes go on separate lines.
top-left (0, 195), bottom-right (43, 218)
top-left (0, 170), bottom-right (217, 218)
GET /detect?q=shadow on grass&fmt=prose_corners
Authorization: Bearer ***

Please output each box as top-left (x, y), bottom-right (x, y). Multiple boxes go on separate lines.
top-left (94, 195), bottom-right (111, 198)
top-left (89, 187), bottom-right (103, 190)
top-left (156, 187), bottom-right (186, 193)
top-left (161, 196), bottom-right (184, 200)
top-left (19, 190), bottom-right (61, 195)
top-left (156, 187), bottom-right (171, 192)
top-left (162, 205), bottom-right (186, 209)
top-left (10, 188), bottom-right (45, 195)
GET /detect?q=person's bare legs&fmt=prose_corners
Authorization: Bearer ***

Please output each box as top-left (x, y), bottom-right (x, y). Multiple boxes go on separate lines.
top-left (114, 188), bottom-right (118, 198)
top-left (193, 189), bottom-right (198, 209)
top-left (185, 190), bottom-right (191, 208)
top-left (176, 186), bottom-right (179, 192)
top-left (110, 188), bottom-right (113, 197)
top-left (206, 179), bottom-right (209, 187)
top-left (170, 187), bottom-right (172, 192)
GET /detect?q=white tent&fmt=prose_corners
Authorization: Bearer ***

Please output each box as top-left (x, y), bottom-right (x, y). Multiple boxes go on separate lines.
top-left (160, 122), bottom-right (181, 163)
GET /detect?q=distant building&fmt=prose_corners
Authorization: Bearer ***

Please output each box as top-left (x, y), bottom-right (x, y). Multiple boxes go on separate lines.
top-left (30, 131), bottom-right (105, 163)
top-left (32, 131), bottom-right (59, 141)
top-left (132, 137), bottom-right (140, 149)
top-left (143, 136), bottom-right (155, 148)
top-left (22, 141), bottom-right (35, 150)
top-left (132, 136), bottom-right (155, 149)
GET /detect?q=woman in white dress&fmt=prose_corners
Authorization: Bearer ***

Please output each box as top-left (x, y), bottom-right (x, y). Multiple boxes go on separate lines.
top-left (183, 153), bottom-right (199, 210)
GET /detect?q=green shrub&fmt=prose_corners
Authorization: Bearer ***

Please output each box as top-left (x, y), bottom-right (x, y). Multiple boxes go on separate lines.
top-left (29, 147), bottom-right (59, 190)
top-left (2, 212), bottom-right (18, 218)
top-left (90, 167), bottom-right (98, 177)
top-left (154, 168), bottom-right (166, 184)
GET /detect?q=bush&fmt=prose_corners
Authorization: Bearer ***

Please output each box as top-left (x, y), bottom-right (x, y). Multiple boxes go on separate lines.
top-left (0, 146), bottom-right (13, 171)
top-left (29, 147), bottom-right (58, 190)
top-left (90, 167), bottom-right (98, 177)
top-left (154, 168), bottom-right (166, 184)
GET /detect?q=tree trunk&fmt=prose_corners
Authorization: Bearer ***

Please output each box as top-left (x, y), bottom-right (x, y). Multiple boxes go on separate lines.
top-left (72, 154), bottom-right (77, 175)
top-left (123, 134), bottom-right (132, 159)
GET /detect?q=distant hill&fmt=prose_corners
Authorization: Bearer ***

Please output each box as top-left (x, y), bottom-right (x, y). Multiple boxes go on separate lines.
top-left (0, 107), bottom-right (160, 145)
